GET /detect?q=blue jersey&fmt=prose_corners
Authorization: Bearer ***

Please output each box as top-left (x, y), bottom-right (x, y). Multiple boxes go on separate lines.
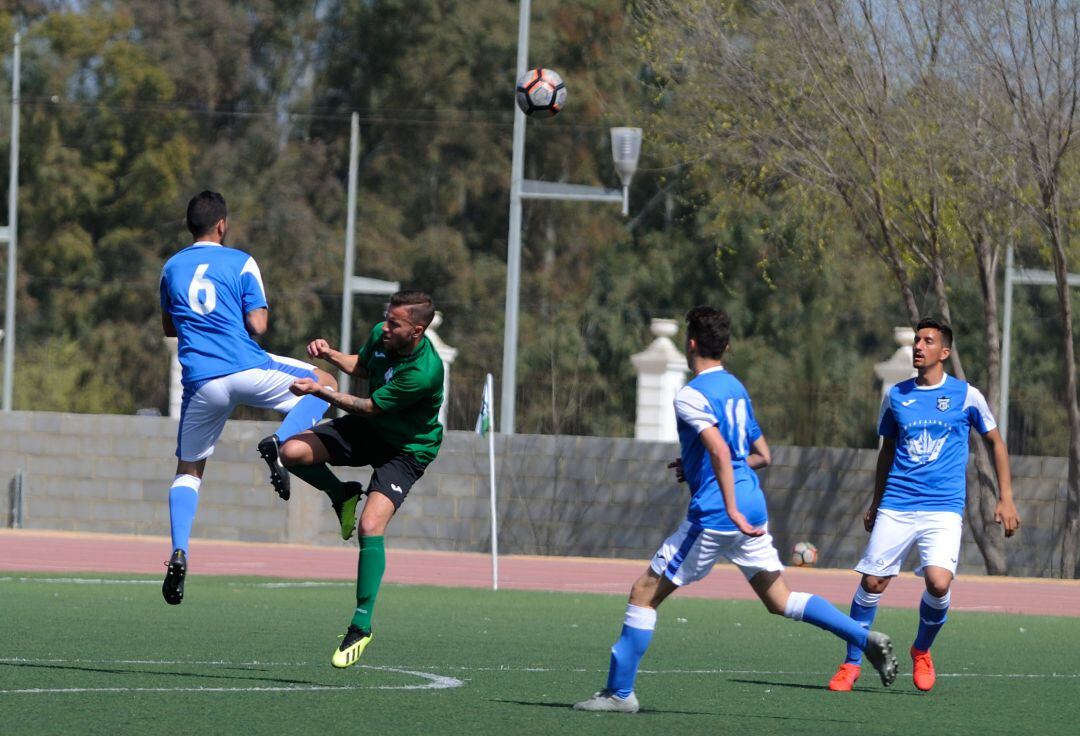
top-left (159, 242), bottom-right (270, 386)
top-left (878, 375), bottom-right (996, 514)
top-left (674, 366), bottom-right (767, 531)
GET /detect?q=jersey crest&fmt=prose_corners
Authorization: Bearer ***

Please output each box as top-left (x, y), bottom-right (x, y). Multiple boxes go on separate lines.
top-left (937, 395), bottom-right (951, 412)
top-left (906, 427), bottom-right (947, 464)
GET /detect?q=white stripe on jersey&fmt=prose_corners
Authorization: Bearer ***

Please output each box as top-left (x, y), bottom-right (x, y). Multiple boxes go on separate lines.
top-left (674, 385), bottom-right (717, 434)
top-left (241, 256), bottom-right (268, 306)
top-left (963, 384), bottom-right (997, 433)
top-left (266, 352), bottom-right (316, 371)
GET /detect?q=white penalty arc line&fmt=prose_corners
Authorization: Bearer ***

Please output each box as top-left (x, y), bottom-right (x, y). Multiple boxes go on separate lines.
top-left (0, 663), bottom-right (464, 694)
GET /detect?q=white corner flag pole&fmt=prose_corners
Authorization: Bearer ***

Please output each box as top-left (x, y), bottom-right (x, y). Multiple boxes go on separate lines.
top-left (486, 373), bottom-right (499, 591)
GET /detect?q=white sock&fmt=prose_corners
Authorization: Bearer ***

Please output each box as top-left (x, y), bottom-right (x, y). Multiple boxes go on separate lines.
top-left (921, 590), bottom-right (950, 609)
top-left (854, 588), bottom-right (882, 607)
top-left (783, 591), bottom-right (812, 620)
top-left (624, 604), bottom-right (657, 631)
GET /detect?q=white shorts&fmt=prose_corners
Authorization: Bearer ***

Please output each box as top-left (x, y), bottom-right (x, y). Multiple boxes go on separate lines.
top-left (177, 354), bottom-right (317, 462)
top-left (855, 509), bottom-right (963, 577)
top-left (649, 519), bottom-right (785, 586)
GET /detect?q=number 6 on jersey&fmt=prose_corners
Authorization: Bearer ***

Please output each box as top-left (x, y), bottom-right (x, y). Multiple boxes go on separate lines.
top-left (188, 263), bottom-right (217, 315)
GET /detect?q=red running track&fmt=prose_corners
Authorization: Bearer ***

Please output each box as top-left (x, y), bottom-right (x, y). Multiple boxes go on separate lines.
top-left (2, 529), bottom-right (1079, 617)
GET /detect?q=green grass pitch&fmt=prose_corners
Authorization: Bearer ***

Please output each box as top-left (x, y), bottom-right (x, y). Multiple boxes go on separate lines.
top-left (1, 574), bottom-right (1078, 735)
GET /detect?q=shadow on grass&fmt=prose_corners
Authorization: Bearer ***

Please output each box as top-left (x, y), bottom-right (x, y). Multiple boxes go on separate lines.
top-left (492, 698), bottom-right (875, 723)
top-left (490, 698), bottom-right (718, 716)
top-left (729, 677), bottom-right (922, 697)
top-left (0, 660), bottom-right (316, 687)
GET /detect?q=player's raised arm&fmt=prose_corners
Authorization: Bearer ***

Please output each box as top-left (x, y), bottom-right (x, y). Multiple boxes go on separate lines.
top-left (982, 428), bottom-right (1021, 537)
top-left (307, 338), bottom-right (368, 379)
top-left (290, 378), bottom-right (381, 417)
top-left (699, 426), bottom-right (764, 537)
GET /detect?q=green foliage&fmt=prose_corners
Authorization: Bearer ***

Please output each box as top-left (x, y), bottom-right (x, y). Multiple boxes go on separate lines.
top-left (0, 1), bottom-right (1071, 454)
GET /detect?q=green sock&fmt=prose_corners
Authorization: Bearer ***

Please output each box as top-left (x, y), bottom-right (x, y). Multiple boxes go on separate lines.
top-left (351, 535), bottom-right (385, 632)
top-left (287, 463), bottom-right (353, 504)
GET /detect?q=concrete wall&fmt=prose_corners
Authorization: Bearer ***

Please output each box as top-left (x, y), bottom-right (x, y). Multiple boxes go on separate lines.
top-left (0, 411), bottom-right (1069, 577)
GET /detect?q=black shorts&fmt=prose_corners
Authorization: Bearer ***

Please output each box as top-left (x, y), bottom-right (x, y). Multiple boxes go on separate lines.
top-left (312, 415), bottom-right (427, 509)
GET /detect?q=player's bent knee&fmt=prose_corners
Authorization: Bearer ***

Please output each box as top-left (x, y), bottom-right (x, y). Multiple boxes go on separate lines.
top-left (279, 438), bottom-right (314, 466)
top-left (861, 575), bottom-right (891, 594)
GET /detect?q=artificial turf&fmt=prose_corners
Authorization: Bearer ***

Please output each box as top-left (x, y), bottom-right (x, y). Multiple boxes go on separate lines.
top-left (1, 573), bottom-right (1077, 735)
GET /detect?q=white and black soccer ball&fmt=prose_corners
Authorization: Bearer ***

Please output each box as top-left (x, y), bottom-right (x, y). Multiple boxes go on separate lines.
top-left (791, 541), bottom-right (819, 567)
top-left (515, 68), bottom-right (567, 117)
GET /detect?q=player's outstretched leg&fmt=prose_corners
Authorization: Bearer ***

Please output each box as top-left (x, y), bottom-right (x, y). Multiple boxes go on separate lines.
top-left (257, 435), bottom-right (291, 500)
top-left (863, 631), bottom-right (898, 686)
top-left (773, 587), bottom-right (897, 687)
top-left (162, 549), bottom-right (187, 605)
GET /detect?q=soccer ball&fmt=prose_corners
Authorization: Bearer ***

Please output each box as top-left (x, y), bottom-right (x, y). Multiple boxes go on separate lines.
top-left (791, 541), bottom-right (818, 567)
top-left (515, 68), bottom-right (567, 117)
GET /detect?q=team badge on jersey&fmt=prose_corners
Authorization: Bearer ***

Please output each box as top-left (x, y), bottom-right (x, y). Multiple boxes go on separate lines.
top-left (384, 367), bottom-right (395, 382)
top-left (907, 428), bottom-right (946, 463)
top-left (937, 396), bottom-right (951, 412)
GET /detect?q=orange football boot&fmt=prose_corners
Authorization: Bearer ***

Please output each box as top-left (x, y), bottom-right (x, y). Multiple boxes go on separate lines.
top-left (911, 647), bottom-right (936, 691)
top-left (828, 663), bottom-right (861, 691)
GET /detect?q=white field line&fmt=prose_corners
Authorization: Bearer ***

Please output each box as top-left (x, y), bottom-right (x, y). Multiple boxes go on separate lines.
top-left (1, 657), bottom-right (1076, 680)
top-left (0, 664), bottom-right (463, 694)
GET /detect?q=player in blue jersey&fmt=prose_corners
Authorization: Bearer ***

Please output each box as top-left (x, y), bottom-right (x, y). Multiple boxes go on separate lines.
top-left (573, 306), bottom-right (898, 713)
top-left (158, 191), bottom-right (338, 605)
top-left (827, 318), bottom-right (1020, 693)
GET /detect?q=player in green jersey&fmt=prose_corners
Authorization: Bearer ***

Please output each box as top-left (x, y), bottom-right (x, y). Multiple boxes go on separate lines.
top-left (261, 290), bottom-right (444, 667)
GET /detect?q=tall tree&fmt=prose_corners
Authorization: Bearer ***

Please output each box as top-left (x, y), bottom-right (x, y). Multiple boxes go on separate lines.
top-left (960, 0), bottom-right (1080, 577)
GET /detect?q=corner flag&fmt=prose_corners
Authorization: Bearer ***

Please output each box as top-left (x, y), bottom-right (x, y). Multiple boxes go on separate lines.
top-left (475, 374), bottom-right (493, 436)
top-left (475, 372), bottom-right (498, 590)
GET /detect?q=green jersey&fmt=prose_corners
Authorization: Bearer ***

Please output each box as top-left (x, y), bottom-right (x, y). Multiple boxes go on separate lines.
top-left (358, 323), bottom-right (444, 464)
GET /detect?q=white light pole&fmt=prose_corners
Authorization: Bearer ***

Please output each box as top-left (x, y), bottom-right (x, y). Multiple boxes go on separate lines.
top-left (339, 111), bottom-right (399, 396)
top-left (1, 31), bottom-right (19, 411)
top-left (500, 3), bottom-right (642, 435)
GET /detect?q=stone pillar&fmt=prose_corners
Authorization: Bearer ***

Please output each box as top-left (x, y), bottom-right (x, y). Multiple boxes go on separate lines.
top-left (425, 312), bottom-right (458, 427)
top-left (874, 326), bottom-right (917, 399)
top-left (165, 336), bottom-right (182, 418)
top-left (631, 318), bottom-right (688, 442)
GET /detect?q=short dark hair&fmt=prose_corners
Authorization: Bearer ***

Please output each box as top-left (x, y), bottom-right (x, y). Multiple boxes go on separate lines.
top-left (915, 317), bottom-right (953, 348)
top-left (685, 305), bottom-right (731, 359)
top-left (186, 190), bottom-right (228, 237)
top-left (389, 290), bottom-right (435, 327)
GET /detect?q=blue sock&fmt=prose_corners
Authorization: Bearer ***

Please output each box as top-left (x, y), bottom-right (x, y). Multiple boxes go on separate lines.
top-left (275, 395), bottom-right (330, 441)
top-left (845, 587), bottom-right (881, 665)
top-left (604, 604), bottom-right (656, 698)
top-left (785, 592), bottom-right (868, 650)
top-left (913, 590), bottom-right (950, 651)
top-left (168, 475), bottom-right (201, 553)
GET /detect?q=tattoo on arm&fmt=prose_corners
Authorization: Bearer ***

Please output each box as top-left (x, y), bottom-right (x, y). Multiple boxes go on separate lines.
top-left (322, 387), bottom-right (372, 415)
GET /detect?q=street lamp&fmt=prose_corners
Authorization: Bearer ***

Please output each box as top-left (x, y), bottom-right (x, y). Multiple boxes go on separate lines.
top-left (339, 111), bottom-right (399, 396)
top-left (500, 1), bottom-right (643, 435)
